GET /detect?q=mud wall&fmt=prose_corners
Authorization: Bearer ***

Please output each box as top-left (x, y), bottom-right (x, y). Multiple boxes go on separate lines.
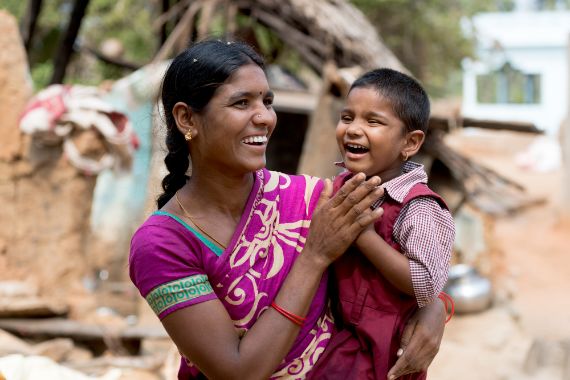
top-left (0, 11), bottom-right (100, 294)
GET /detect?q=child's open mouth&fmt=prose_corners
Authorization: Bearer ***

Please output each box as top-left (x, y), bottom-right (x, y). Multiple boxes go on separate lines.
top-left (345, 143), bottom-right (369, 155)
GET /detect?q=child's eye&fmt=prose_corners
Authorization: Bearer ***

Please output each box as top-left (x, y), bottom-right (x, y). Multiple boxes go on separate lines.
top-left (369, 119), bottom-right (384, 126)
top-left (341, 115), bottom-right (353, 123)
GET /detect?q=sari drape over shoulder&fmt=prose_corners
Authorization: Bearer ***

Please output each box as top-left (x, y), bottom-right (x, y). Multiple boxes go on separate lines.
top-left (130, 169), bottom-right (333, 379)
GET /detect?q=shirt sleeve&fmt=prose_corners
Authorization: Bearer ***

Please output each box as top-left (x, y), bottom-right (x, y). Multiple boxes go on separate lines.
top-left (394, 198), bottom-right (455, 307)
top-left (129, 220), bottom-right (219, 320)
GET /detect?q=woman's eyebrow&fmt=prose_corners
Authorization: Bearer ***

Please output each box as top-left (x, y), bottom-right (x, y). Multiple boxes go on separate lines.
top-left (227, 91), bottom-right (251, 102)
top-left (228, 90), bottom-right (274, 102)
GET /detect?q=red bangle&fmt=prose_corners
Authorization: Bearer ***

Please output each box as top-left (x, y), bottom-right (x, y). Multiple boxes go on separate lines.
top-left (270, 301), bottom-right (306, 326)
top-left (438, 292), bottom-right (455, 323)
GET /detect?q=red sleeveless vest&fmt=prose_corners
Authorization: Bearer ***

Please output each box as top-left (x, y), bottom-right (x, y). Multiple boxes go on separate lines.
top-left (309, 172), bottom-right (447, 380)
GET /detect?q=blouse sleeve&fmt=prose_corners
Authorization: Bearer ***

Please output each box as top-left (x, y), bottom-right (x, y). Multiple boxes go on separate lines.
top-left (394, 198), bottom-right (455, 307)
top-left (129, 220), bottom-right (219, 320)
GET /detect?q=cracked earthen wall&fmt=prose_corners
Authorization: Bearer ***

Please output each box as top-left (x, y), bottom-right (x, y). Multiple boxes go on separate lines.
top-left (0, 11), bottom-right (103, 295)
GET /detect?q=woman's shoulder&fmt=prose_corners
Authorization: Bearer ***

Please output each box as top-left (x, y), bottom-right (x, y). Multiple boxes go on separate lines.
top-left (262, 168), bottom-right (323, 191)
top-left (130, 211), bottom-right (207, 266)
top-left (129, 212), bottom-right (208, 294)
top-left (131, 211), bottom-right (186, 244)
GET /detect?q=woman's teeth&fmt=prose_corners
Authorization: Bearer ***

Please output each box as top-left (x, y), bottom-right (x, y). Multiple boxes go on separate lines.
top-left (242, 136), bottom-right (267, 145)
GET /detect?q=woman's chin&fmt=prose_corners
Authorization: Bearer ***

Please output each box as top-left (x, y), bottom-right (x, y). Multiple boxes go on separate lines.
top-left (241, 159), bottom-right (266, 173)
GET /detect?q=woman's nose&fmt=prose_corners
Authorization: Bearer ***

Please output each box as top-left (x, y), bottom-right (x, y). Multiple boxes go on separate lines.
top-left (252, 107), bottom-right (274, 126)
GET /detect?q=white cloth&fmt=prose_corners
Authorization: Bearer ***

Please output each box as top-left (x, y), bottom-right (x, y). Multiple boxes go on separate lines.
top-left (20, 84), bottom-right (138, 175)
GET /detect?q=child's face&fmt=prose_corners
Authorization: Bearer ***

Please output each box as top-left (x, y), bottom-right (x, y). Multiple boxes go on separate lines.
top-left (336, 87), bottom-right (408, 181)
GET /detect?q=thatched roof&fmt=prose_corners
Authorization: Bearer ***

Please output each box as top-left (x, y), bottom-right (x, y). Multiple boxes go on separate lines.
top-left (155, 0), bottom-right (406, 74)
top-left (239, 0), bottom-right (406, 73)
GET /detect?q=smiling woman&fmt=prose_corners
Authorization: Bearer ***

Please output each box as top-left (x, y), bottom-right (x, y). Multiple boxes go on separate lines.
top-left (128, 39), bottom-right (446, 380)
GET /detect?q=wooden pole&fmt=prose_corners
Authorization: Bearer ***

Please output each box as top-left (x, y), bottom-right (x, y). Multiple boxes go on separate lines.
top-left (159, 0), bottom-right (170, 52)
top-left (50, 0), bottom-right (90, 84)
top-left (21, 0), bottom-right (43, 53)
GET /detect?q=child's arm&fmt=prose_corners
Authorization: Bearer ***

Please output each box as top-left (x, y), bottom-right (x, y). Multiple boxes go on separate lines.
top-left (355, 226), bottom-right (414, 296)
top-left (355, 198), bottom-right (455, 306)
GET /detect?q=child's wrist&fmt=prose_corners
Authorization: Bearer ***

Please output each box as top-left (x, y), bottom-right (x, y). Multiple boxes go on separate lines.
top-left (355, 228), bottom-right (374, 247)
top-left (438, 292), bottom-right (455, 323)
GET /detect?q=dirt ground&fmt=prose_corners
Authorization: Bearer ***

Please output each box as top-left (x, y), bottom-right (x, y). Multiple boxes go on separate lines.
top-left (429, 129), bottom-right (570, 379)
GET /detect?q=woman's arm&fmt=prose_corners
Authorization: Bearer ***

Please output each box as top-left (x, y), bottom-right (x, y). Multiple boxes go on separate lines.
top-left (161, 252), bottom-right (329, 379)
top-left (355, 227), bottom-right (414, 296)
top-left (162, 174), bottom-right (384, 380)
top-left (387, 298), bottom-right (447, 380)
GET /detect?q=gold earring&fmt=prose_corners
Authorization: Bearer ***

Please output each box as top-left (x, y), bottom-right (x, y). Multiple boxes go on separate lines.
top-left (184, 130), bottom-right (193, 141)
top-left (402, 152), bottom-right (409, 161)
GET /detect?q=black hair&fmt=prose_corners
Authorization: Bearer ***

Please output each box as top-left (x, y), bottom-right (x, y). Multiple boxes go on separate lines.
top-left (350, 68), bottom-right (430, 134)
top-left (156, 39), bottom-right (265, 209)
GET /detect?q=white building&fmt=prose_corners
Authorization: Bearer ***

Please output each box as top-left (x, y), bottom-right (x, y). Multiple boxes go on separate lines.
top-left (462, 1), bottom-right (570, 135)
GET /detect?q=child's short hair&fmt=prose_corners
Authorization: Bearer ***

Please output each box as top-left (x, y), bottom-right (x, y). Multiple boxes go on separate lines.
top-left (350, 68), bottom-right (430, 133)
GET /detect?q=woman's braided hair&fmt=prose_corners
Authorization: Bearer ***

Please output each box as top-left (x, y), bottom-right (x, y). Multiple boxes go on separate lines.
top-left (156, 39), bottom-right (265, 209)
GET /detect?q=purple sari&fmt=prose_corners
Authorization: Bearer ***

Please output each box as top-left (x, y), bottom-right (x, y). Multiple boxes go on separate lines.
top-left (129, 168), bottom-right (333, 379)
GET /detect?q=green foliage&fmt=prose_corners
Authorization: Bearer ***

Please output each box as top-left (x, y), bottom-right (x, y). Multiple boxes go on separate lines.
top-left (3, 0), bottom-right (157, 88)
top-left (31, 61), bottom-right (53, 89)
top-left (1, 0), bottom-right (27, 18)
top-left (350, 0), bottom-right (510, 98)
top-left (82, 0), bottom-right (156, 62)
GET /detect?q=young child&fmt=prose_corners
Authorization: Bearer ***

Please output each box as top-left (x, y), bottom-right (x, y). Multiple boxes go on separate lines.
top-left (310, 68), bottom-right (455, 380)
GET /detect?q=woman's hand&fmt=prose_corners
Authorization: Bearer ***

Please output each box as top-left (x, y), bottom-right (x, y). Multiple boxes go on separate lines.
top-left (387, 299), bottom-right (446, 379)
top-left (304, 173), bottom-right (384, 266)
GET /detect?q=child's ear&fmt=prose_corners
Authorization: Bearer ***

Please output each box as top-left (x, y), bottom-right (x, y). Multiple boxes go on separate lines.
top-left (172, 102), bottom-right (198, 139)
top-left (402, 130), bottom-right (425, 159)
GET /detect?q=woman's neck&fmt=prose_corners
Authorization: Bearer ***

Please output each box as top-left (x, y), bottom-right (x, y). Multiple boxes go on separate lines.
top-left (182, 167), bottom-right (255, 220)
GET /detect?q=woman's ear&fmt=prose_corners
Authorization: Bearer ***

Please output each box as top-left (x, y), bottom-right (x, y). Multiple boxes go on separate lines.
top-left (172, 102), bottom-right (197, 138)
top-left (402, 130), bottom-right (425, 159)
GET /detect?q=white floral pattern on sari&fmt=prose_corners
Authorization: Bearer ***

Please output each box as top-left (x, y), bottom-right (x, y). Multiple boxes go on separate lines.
top-left (210, 169), bottom-right (332, 379)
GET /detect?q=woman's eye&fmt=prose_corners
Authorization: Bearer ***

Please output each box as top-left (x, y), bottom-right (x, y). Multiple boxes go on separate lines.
top-left (264, 98), bottom-right (274, 107)
top-left (234, 100), bottom-right (248, 107)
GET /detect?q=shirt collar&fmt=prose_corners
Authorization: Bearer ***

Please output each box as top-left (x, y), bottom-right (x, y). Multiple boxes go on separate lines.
top-left (382, 161), bottom-right (427, 203)
top-left (334, 161), bottom-right (427, 204)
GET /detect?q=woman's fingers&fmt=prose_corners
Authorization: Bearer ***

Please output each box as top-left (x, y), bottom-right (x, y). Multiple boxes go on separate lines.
top-left (305, 173), bottom-right (384, 264)
top-left (328, 173), bottom-right (367, 208)
top-left (315, 178), bottom-right (333, 210)
top-left (332, 174), bottom-right (382, 216)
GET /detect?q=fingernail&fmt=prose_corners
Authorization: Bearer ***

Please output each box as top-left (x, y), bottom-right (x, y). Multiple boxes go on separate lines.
top-left (389, 376), bottom-right (395, 380)
top-left (397, 348), bottom-right (404, 357)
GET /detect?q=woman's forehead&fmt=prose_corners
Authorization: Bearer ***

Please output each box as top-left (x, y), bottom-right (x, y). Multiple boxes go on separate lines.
top-left (221, 64), bottom-right (269, 92)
